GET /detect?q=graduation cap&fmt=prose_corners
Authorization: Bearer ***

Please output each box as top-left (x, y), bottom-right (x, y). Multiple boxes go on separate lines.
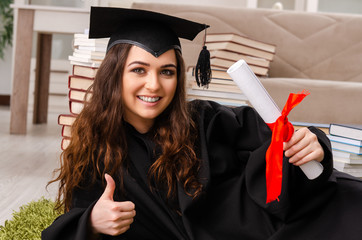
top-left (88, 6), bottom-right (211, 87)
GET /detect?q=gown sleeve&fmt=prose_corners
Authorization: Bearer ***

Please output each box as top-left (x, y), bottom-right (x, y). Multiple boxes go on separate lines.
top-left (41, 178), bottom-right (109, 240)
top-left (191, 100), bottom-right (334, 221)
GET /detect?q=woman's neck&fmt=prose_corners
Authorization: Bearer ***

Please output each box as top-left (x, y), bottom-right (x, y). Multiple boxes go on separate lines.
top-left (125, 119), bottom-right (154, 134)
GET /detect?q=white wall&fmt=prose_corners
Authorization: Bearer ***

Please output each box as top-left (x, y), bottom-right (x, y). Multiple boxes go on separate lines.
top-left (319, 0), bottom-right (362, 14)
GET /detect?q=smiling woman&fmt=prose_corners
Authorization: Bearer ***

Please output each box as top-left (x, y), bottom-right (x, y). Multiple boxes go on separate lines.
top-left (42, 6), bottom-right (362, 240)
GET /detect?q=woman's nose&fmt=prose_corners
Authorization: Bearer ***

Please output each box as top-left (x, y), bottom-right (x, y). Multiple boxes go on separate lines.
top-left (145, 72), bottom-right (160, 91)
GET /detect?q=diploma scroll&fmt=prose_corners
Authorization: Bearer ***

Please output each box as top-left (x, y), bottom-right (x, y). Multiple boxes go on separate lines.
top-left (227, 60), bottom-right (323, 180)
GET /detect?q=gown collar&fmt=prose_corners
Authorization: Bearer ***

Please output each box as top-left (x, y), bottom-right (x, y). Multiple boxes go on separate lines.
top-left (124, 119), bottom-right (211, 226)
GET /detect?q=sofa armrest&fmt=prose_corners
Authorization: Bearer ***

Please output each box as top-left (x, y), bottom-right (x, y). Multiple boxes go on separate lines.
top-left (261, 77), bottom-right (362, 124)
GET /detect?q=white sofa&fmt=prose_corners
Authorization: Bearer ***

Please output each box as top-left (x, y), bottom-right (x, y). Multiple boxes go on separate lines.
top-left (133, 2), bottom-right (362, 125)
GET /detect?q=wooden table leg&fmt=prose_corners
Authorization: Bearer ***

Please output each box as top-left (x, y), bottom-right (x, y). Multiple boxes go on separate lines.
top-left (10, 9), bottom-right (34, 134)
top-left (33, 33), bottom-right (52, 124)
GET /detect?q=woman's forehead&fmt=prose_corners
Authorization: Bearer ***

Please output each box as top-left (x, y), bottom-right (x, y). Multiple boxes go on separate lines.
top-left (126, 46), bottom-right (177, 65)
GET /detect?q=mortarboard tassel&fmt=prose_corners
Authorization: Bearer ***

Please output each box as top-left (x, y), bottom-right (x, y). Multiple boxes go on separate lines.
top-left (195, 26), bottom-right (211, 87)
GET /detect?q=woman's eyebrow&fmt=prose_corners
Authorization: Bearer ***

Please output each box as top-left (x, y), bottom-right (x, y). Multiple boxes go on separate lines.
top-left (128, 61), bottom-right (177, 69)
top-left (161, 64), bottom-right (177, 69)
top-left (127, 61), bottom-right (150, 67)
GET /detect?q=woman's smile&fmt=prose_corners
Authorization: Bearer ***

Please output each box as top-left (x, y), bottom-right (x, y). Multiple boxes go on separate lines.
top-left (137, 96), bottom-right (161, 103)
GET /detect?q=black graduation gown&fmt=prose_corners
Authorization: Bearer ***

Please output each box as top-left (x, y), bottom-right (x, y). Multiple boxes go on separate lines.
top-left (42, 100), bottom-right (362, 240)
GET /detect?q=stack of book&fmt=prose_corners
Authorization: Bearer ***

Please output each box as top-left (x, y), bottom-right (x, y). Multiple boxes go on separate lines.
top-left (68, 32), bottom-right (107, 67)
top-left (206, 33), bottom-right (276, 77)
top-left (186, 33), bottom-right (276, 107)
top-left (58, 114), bottom-right (76, 150)
top-left (328, 123), bottom-right (362, 177)
top-left (58, 32), bottom-right (107, 150)
top-left (186, 68), bottom-right (248, 107)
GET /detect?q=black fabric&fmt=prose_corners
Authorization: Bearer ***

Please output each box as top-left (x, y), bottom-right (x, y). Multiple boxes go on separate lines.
top-left (42, 100), bottom-right (362, 240)
top-left (88, 7), bottom-right (209, 56)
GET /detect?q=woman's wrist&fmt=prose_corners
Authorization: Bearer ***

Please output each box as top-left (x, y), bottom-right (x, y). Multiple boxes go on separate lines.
top-left (88, 217), bottom-right (102, 240)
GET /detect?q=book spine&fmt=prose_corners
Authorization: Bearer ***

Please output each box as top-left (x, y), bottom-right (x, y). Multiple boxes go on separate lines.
top-left (68, 89), bottom-right (92, 102)
top-left (58, 114), bottom-right (77, 126)
top-left (68, 75), bottom-right (95, 91)
top-left (69, 100), bottom-right (84, 115)
top-left (73, 65), bottom-right (98, 78)
top-left (327, 135), bottom-right (362, 147)
top-left (329, 124), bottom-right (362, 141)
top-left (61, 137), bottom-right (71, 150)
top-left (61, 125), bottom-right (72, 138)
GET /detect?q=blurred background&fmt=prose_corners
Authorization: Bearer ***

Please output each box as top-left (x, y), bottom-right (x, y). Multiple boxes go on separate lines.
top-left (1, 0), bottom-right (362, 104)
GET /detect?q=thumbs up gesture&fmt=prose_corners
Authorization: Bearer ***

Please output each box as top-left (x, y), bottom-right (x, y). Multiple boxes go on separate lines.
top-left (90, 174), bottom-right (136, 236)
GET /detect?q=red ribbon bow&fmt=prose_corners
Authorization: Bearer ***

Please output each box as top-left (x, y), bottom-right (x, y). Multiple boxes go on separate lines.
top-left (265, 90), bottom-right (310, 203)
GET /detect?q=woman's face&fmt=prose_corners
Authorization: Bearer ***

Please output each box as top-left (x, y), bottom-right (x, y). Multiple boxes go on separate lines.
top-left (122, 45), bottom-right (178, 133)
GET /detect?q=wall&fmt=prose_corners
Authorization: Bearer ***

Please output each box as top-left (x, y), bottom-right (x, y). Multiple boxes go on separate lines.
top-left (319, 0), bottom-right (362, 14)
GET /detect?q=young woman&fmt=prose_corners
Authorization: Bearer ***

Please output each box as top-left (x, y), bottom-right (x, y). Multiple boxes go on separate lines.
top-left (42, 6), bottom-right (362, 240)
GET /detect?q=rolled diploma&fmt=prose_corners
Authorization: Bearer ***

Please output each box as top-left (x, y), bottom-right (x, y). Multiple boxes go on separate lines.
top-left (227, 60), bottom-right (323, 180)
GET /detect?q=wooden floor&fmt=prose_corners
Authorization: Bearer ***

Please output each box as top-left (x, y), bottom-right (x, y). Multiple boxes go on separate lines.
top-left (0, 101), bottom-right (66, 225)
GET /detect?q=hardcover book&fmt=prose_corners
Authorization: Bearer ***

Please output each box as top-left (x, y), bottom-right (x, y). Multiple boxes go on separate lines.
top-left (69, 100), bottom-right (85, 115)
top-left (186, 88), bottom-right (248, 101)
top-left (210, 57), bottom-right (268, 76)
top-left (333, 161), bottom-right (362, 177)
top-left (72, 65), bottom-right (99, 78)
top-left (329, 124), bottom-right (362, 141)
top-left (327, 134), bottom-right (362, 146)
top-left (206, 33), bottom-right (276, 53)
top-left (206, 42), bottom-right (275, 61)
top-left (58, 114), bottom-right (77, 126)
top-left (61, 125), bottom-right (72, 138)
top-left (68, 55), bottom-right (103, 67)
top-left (332, 149), bottom-right (362, 164)
top-left (69, 89), bottom-right (92, 102)
top-left (73, 49), bottom-right (105, 61)
top-left (330, 141), bottom-right (362, 155)
top-left (209, 50), bottom-right (271, 68)
top-left (68, 75), bottom-right (94, 91)
top-left (61, 137), bottom-right (71, 150)
top-left (73, 33), bottom-right (108, 48)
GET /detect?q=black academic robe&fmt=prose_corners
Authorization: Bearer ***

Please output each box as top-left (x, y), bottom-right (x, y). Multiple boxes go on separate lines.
top-left (42, 100), bottom-right (362, 240)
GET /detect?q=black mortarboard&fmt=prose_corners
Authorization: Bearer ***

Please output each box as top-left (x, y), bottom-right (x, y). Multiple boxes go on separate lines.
top-left (88, 6), bottom-right (211, 87)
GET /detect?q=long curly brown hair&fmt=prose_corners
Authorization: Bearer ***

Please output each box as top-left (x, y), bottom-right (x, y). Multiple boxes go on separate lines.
top-left (50, 43), bottom-right (202, 212)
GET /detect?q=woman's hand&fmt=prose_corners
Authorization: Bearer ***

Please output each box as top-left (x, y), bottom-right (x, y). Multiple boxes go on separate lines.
top-left (90, 174), bottom-right (136, 236)
top-left (284, 127), bottom-right (324, 166)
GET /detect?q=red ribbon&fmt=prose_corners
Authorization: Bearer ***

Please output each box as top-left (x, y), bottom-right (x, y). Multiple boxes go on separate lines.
top-left (265, 90), bottom-right (310, 203)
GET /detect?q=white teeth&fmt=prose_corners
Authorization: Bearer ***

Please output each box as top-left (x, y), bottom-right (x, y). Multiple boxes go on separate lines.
top-left (139, 96), bottom-right (160, 103)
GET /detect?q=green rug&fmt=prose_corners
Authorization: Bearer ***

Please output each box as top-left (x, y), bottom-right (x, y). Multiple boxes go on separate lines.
top-left (0, 198), bottom-right (61, 240)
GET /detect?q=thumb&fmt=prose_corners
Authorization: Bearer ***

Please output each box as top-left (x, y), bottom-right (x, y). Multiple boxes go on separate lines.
top-left (101, 173), bottom-right (116, 201)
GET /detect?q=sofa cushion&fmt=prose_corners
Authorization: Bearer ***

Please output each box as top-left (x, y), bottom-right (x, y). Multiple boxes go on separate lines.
top-left (261, 77), bottom-right (362, 124)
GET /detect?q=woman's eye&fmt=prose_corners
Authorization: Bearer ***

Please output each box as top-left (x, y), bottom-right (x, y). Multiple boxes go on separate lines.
top-left (132, 68), bottom-right (145, 74)
top-left (161, 69), bottom-right (175, 76)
